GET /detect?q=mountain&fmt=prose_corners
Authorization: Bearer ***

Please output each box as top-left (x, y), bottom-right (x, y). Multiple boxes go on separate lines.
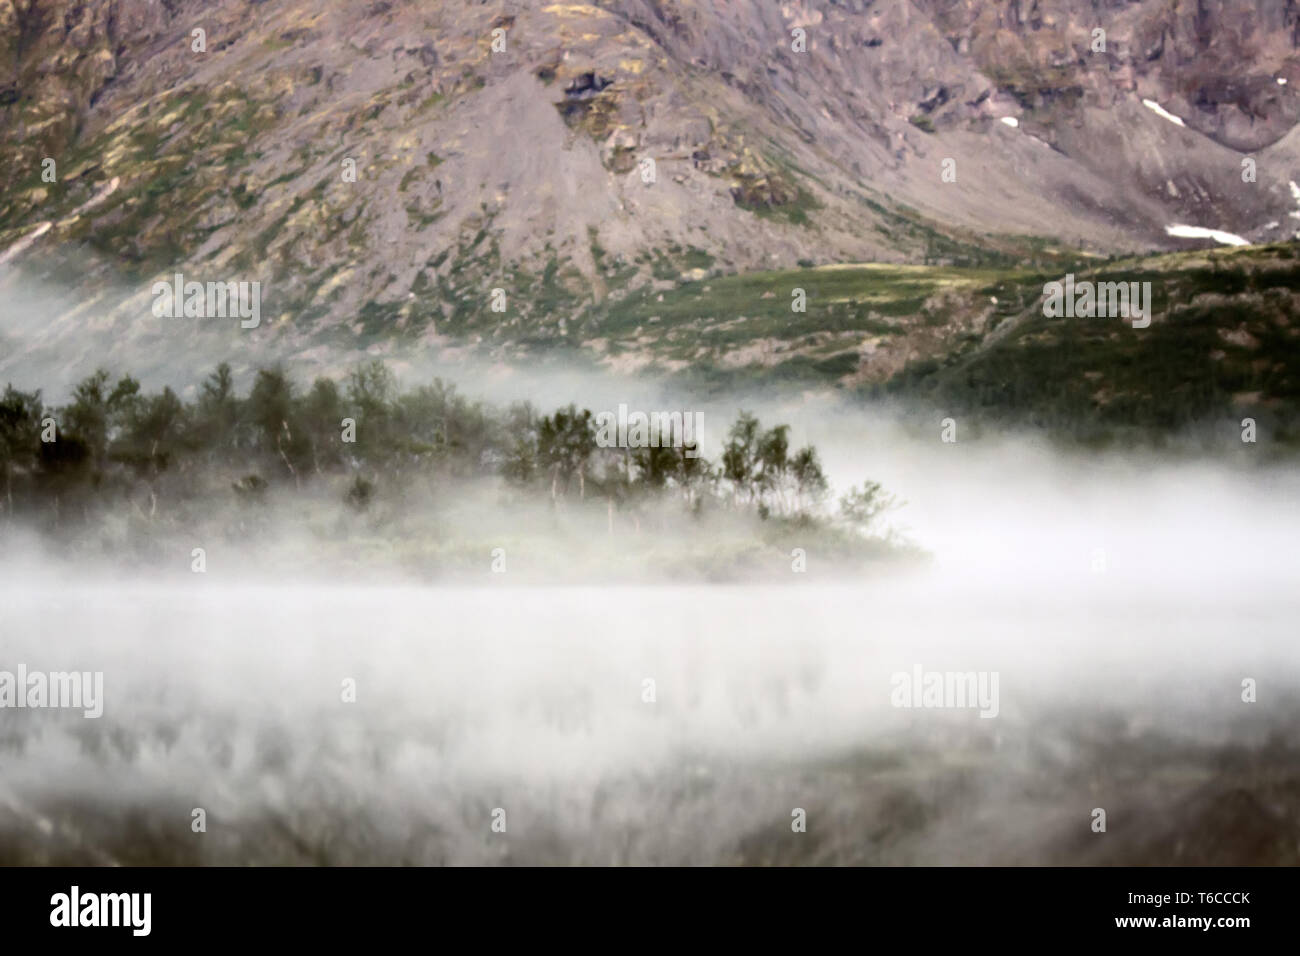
top-left (1, 0), bottom-right (1298, 423)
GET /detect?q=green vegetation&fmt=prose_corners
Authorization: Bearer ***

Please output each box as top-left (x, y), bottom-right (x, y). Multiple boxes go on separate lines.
top-left (583, 241), bottom-right (1300, 444)
top-left (588, 262), bottom-right (1025, 392)
top-left (0, 363), bottom-right (911, 576)
top-left (883, 243), bottom-right (1300, 445)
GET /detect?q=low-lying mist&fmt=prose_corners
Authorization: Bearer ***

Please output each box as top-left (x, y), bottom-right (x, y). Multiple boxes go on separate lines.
top-left (3, 269), bottom-right (1297, 862)
top-left (2, 408), bottom-right (1297, 864)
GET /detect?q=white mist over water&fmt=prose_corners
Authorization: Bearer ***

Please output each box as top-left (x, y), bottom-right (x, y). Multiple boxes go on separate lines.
top-left (1, 425), bottom-right (1296, 864)
top-left (2, 268), bottom-right (1296, 860)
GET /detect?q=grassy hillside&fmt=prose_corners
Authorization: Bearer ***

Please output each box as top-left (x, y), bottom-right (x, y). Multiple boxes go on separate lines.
top-left (582, 241), bottom-right (1300, 444)
top-left (883, 243), bottom-right (1300, 442)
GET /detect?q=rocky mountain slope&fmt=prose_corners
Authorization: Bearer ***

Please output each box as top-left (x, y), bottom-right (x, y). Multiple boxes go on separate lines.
top-left (1, 0), bottom-right (1298, 398)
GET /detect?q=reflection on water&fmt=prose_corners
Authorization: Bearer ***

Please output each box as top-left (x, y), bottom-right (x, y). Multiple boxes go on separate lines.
top-left (1, 579), bottom-right (1296, 865)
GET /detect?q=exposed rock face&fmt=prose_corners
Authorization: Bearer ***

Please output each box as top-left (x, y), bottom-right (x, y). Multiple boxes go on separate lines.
top-left (1, 0), bottom-right (168, 167)
top-left (0, 0), bottom-right (1297, 376)
top-left (917, 0), bottom-right (1300, 152)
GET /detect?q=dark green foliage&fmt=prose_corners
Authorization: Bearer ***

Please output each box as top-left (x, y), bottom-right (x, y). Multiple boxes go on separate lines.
top-left (63, 369), bottom-right (140, 470)
top-left (722, 411), bottom-right (826, 515)
top-left (0, 364), bottom-right (881, 543)
top-left (301, 377), bottom-right (345, 472)
top-left (883, 252), bottom-right (1300, 444)
top-left (116, 386), bottom-right (186, 475)
top-left (537, 404), bottom-right (595, 499)
top-left (839, 481), bottom-right (899, 537)
top-left (0, 384), bottom-right (44, 514)
top-left (195, 362), bottom-right (239, 453)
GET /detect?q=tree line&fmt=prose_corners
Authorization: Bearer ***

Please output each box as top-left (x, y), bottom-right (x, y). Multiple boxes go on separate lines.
top-left (0, 361), bottom-right (898, 538)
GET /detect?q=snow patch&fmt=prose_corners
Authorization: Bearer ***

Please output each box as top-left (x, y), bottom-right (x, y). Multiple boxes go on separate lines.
top-left (1000, 116), bottom-right (1019, 128)
top-left (1165, 224), bottom-right (1249, 247)
top-left (1287, 182), bottom-right (1300, 225)
top-left (1142, 98), bottom-right (1186, 127)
